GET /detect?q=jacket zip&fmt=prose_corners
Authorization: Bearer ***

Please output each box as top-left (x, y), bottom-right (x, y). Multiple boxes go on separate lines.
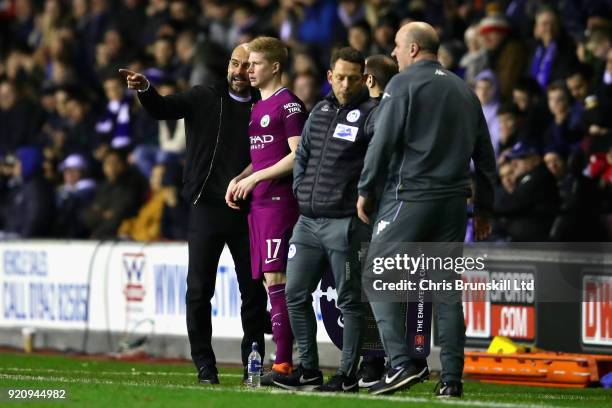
top-left (310, 106), bottom-right (340, 215)
top-left (193, 96), bottom-right (224, 206)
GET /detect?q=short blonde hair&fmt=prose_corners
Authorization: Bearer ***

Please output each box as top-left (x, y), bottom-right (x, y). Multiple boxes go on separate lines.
top-left (248, 36), bottom-right (288, 70)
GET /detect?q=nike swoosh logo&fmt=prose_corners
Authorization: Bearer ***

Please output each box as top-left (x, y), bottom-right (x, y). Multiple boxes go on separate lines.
top-left (384, 368), bottom-right (404, 384)
top-left (265, 258), bottom-right (279, 264)
top-left (342, 382), bottom-right (357, 391)
top-left (299, 375), bottom-right (319, 384)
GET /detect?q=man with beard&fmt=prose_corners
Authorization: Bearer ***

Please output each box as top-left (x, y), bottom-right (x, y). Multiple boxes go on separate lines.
top-left (119, 44), bottom-right (269, 385)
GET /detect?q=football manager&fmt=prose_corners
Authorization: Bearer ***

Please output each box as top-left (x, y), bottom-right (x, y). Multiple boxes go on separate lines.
top-left (356, 22), bottom-right (497, 397)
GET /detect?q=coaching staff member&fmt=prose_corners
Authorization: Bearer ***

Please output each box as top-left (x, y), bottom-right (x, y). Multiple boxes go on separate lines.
top-left (357, 22), bottom-right (496, 397)
top-left (273, 47), bottom-right (379, 392)
top-left (119, 44), bottom-right (268, 385)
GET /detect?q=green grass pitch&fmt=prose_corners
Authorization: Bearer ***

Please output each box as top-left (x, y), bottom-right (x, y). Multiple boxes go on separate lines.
top-left (0, 351), bottom-right (611, 407)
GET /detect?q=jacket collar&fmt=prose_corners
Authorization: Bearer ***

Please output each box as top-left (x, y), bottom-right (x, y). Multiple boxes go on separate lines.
top-left (213, 81), bottom-right (260, 102)
top-left (323, 86), bottom-right (370, 110)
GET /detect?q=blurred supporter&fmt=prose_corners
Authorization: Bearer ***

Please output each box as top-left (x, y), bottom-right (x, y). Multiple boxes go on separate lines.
top-left (529, 6), bottom-right (577, 89)
top-left (0, 79), bottom-right (44, 156)
top-left (295, 0), bottom-right (343, 48)
top-left (371, 12), bottom-right (398, 55)
top-left (479, 14), bottom-right (526, 99)
top-left (566, 64), bottom-right (593, 127)
top-left (494, 142), bottom-right (559, 242)
top-left (438, 40), bottom-right (465, 77)
top-left (474, 70), bottom-right (501, 157)
top-left (459, 24), bottom-right (487, 85)
top-left (1, 146), bottom-right (55, 238)
top-left (95, 75), bottom-right (134, 158)
top-left (175, 29), bottom-right (196, 88)
top-left (82, 149), bottom-right (147, 239)
top-left (496, 103), bottom-right (523, 155)
top-left (147, 35), bottom-right (178, 82)
top-left (116, 0), bottom-right (147, 49)
top-left (512, 77), bottom-right (551, 144)
top-left (338, 0), bottom-right (365, 30)
top-left (159, 158), bottom-right (188, 240)
top-left (571, 60), bottom-right (612, 154)
top-left (118, 163), bottom-right (165, 241)
top-left (2, 0), bottom-right (612, 242)
top-left (544, 81), bottom-right (582, 154)
top-left (54, 153), bottom-right (97, 238)
top-left (543, 148), bottom-right (567, 182)
top-left (292, 71), bottom-right (320, 112)
top-left (348, 20), bottom-right (374, 56)
top-left (548, 147), bottom-right (605, 241)
top-left (131, 80), bottom-right (186, 178)
top-left (95, 27), bottom-right (129, 80)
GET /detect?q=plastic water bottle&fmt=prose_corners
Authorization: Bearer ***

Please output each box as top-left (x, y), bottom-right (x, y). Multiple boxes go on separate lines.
top-left (247, 342), bottom-right (262, 388)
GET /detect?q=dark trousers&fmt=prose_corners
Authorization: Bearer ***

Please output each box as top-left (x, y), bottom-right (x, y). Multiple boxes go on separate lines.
top-left (367, 195), bottom-right (467, 382)
top-left (186, 200), bottom-right (268, 369)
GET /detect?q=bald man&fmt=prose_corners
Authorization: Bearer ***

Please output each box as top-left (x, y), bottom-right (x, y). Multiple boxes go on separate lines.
top-left (357, 23), bottom-right (496, 397)
top-left (119, 45), bottom-right (269, 385)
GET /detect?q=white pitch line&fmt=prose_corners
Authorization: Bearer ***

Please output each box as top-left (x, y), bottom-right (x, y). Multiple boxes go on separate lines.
top-left (1, 367), bottom-right (242, 378)
top-left (0, 367), bottom-right (598, 402)
top-left (0, 373), bottom-right (571, 408)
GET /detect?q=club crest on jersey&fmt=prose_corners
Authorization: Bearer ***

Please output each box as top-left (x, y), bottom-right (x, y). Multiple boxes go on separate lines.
top-left (260, 114), bottom-right (270, 127)
top-left (347, 109), bottom-right (361, 123)
top-left (288, 244), bottom-right (296, 259)
top-left (332, 124), bottom-right (359, 142)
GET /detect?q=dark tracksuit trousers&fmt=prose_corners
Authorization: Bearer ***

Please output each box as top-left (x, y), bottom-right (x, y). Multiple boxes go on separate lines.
top-left (186, 200), bottom-right (269, 370)
top-left (367, 193), bottom-right (467, 383)
top-left (285, 215), bottom-right (371, 376)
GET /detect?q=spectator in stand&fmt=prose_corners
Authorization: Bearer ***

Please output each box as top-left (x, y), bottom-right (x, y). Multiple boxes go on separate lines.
top-left (338, 0), bottom-right (366, 30)
top-left (175, 29), bottom-right (196, 89)
top-left (54, 153), bottom-right (97, 238)
top-left (566, 63), bottom-right (612, 155)
top-left (118, 162), bottom-right (165, 241)
top-left (292, 71), bottom-right (320, 113)
top-left (479, 14), bottom-right (526, 100)
top-left (548, 146), bottom-right (605, 241)
top-left (512, 77), bottom-right (551, 144)
top-left (160, 158), bottom-right (188, 240)
top-left (95, 27), bottom-right (130, 80)
top-left (494, 142), bottom-right (559, 241)
top-left (474, 70), bottom-right (501, 157)
top-left (1, 146), bottom-right (55, 238)
top-left (82, 148), bottom-right (147, 239)
top-left (566, 64), bottom-right (593, 131)
top-left (132, 80), bottom-right (186, 178)
top-left (543, 148), bottom-right (567, 183)
top-left (95, 75), bottom-right (134, 159)
top-left (544, 81), bottom-right (582, 153)
top-left (348, 20), bottom-right (374, 57)
top-left (116, 0), bottom-right (147, 50)
top-left (460, 24), bottom-right (487, 86)
top-left (496, 103), bottom-right (524, 156)
top-left (529, 6), bottom-right (577, 89)
top-left (0, 79), bottom-right (44, 156)
top-left (146, 35), bottom-right (178, 83)
top-left (371, 12), bottom-right (398, 55)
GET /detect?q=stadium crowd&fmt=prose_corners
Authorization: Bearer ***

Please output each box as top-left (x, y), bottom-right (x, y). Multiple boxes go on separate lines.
top-left (0, 0), bottom-right (611, 242)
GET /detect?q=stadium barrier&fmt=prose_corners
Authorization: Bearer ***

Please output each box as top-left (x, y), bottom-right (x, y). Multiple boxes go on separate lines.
top-left (2, 241), bottom-right (610, 366)
top-left (0, 240), bottom-right (345, 365)
top-left (448, 245), bottom-right (612, 354)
